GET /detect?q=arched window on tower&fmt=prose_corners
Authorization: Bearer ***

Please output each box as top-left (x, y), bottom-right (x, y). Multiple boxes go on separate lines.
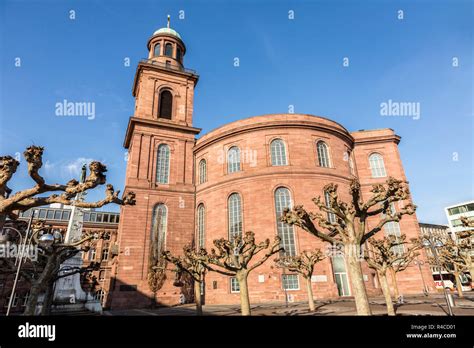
top-left (199, 159), bottom-right (207, 184)
top-left (154, 43), bottom-right (161, 56)
top-left (158, 90), bottom-right (173, 119)
top-left (274, 187), bottom-right (296, 256)
top-left (197, 204), bottom-right (205, 248)
top-left (227, 146), bottom-right (241, 173)
top-left (165, 43), bottom-right (173, 57)
top-left (176, 47), bottom-right (182, 62)
top-left (156, 144), bottom-right (170, 184)
top-left (316, 141), bottom-right (331, 167)
top-left (228, 193), bottom-right (242, 239)
top-left (270, 139), bottom-right (287, 166)
top-left (369, 153), bottom-right (387, 178)
top-left (151, 204), bottom-right (168, 259)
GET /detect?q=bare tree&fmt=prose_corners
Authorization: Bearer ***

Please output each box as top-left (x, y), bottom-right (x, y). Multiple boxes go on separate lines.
top-left (281, 177), bottom-right (416, 315)
top-left (162, 246), bottom-right (207, 315)
top-left (433, 238), bottom-right (470, 298)
top-left (198, 231), bottom-right (282, 316)
top-left (387, 238), bottom-right (422, 301)
top-left (0, 145), bottom-right (136, 315)
top-left (459, 216), bottom-right (474, 282)
top-left (364, 235), bottom-right (420, 315)
top-left (0, 221), bottom-right (111, 315)
top-left (275, 250), bottom-right (325, 312)
top-left (0, 145), bottom-right (135, 230)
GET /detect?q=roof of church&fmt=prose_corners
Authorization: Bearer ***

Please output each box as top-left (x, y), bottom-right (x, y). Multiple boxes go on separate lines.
top-left (153, 27), bottom-right (182, 39)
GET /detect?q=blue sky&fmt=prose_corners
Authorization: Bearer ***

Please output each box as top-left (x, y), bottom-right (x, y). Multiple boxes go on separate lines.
top-left (0, 0), bottom-right (472, 223)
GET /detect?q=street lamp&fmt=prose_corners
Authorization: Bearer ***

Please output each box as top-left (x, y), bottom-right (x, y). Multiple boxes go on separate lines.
top-left (413, 258), bottom-right (428, 296)
top-left (422, 237), bottom-right (454, 316)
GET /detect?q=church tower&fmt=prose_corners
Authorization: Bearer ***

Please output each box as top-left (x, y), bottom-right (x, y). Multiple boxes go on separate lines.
top-left (111, 18), bottom-right (200, 308)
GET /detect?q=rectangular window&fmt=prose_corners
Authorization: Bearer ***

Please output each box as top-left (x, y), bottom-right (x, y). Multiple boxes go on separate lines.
top-left (230, 277), bottom-right (240, 293)
top-left (282, 274), bottom-right (299, 290)
top-left (90, 213), bottom-right (96, 222)
top-left (54, 210), bottom-right (62, 220)
top-left (46, 210), bottom-right (54, 219)
top-left (62, 211), bottom-right (70, 220)
top-left (38, 209), bottom-right (46, 219)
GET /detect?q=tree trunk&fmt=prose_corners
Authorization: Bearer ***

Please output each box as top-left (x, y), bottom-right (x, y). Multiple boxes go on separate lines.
top-left (237, 272), bottom-right (251, 316)
top-left (454, 271), bottom-right (463, 298)
top-left (24, 282), bottom-right (42, 315)
top-left (24, 253), bottom-right (57, 316)
top-left (378, 272), bottom-right (395, 316)
top-left (40, 281), bottom-right (55, 315)
top-left (390, 267), bottom-right (400, 300)
top-left (345, 244), bottom-right (372, 315)
top-left (194, 280), bottom-right (203, 316)
top-left (305, 277), bottom-right (315, 311)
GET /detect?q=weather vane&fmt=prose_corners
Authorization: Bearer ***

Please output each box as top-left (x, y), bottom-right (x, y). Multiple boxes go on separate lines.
top-left (167, 14), bottom-right (170, 28)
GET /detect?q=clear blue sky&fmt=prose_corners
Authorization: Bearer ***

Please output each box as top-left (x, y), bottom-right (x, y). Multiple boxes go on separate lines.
top-left (0, 0), bottom-right (472, 224)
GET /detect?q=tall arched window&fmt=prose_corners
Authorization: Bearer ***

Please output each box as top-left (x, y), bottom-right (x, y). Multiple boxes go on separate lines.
top-left (156, 144), bottom-right (170, 184)
top-left (151, 204), bottom-right (168, 258)
top-left (324, 190), bottom-right (337, 224)
top-left (164, 43), bottom-right (173, 57)
top-left (227, 146), bottom-right (241, 173)
top-left (228, 193), bottom-right (242, 239)
top-left (199, 159), bottom-right (207, 184)
top-left (154, 43), bottom-right (161, 56)
top-left (158, 90), bottom-right (173, 119)
top-left (384, 203), bottom-right (404, 255)
top-left (369, 153), bottom-right (387, 178)
top-left (270, 139), bottom-right (287, 166)
top-left (197, 204), bottom-right (205, 248)
top-left (274, 187), bottom-right (296, 256)
top-left (317, 141), bottom-right (331, 167)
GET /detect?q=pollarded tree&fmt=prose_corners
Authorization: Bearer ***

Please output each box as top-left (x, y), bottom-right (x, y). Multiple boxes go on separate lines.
top-left (162, 245), bottom-right (207, 315)
top-left (364, 235), bottom-right (420, 315)
top-left (434, 237), bottom-right (470, 298)
top-left (275, 249), bottom-right (325, 312)
top-left (387, 237), bottom-right (422, 301)
top-left (459, 216), bottom-right (474, 281)
top-left (0, 220), bottom-right (111, 315)
top-left (0, 145), bottom-right (136, 231)
top-left (281, 177), bottom-right (416, 315)
top-left (201, 231), bottom-right (282, 316)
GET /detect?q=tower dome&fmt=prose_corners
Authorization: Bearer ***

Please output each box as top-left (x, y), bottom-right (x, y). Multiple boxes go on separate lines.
top-left (147, 15), bottom-right (186, 70)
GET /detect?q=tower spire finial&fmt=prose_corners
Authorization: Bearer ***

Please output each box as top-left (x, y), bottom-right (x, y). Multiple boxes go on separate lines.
top-left (167, 14), bottom-right (170, 28)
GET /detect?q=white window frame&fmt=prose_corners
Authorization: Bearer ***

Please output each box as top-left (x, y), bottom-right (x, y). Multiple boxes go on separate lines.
top-left (228, 193), bottom-right (243, 239)
top-left (282, 274), bottom-right (300, 291)
top-left (369, 153), bottom-right (387, 178)
top-left (317, 141), bottom-right (331, 168)
top-left (275, 187), bottom-right (296, 256)
top-left (227, 146), bottom-right (241, 173)
top-left (270, 139), bottom-right (288, 166)
top-left (230, 277), bottom-right (240, 293)
top-left (156, 144), bottom-right (171, 184)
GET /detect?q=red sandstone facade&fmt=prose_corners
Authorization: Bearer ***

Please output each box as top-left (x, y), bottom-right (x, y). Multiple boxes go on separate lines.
top-left (110, 26), bottom-right (435, 309)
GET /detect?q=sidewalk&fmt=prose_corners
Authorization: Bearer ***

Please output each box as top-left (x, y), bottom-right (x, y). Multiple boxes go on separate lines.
top-left (105, 293), bottom-right (474, 316)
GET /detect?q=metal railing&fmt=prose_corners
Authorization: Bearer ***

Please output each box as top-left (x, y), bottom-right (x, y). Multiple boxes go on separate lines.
top-left (140, 58), bottom-right (197, 75)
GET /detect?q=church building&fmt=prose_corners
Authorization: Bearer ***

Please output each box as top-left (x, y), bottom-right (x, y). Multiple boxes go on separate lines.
top-left (110, 21), bottom-right (434, 309)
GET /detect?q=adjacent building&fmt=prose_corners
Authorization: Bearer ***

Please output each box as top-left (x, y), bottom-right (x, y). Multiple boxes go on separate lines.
top-left (0, 205), bottom-right (119, 313)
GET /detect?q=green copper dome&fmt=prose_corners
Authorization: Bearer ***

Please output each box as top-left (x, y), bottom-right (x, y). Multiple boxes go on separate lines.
top-left (153, 27), bottom-right (182, 40)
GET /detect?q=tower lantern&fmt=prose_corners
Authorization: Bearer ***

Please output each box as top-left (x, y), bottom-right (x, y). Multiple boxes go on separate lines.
top-left (147, 16), bottom-right (186, 70)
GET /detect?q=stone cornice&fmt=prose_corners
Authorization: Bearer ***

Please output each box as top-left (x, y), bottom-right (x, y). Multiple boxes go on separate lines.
top-left (123, 117), bottom-right (201, 148)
